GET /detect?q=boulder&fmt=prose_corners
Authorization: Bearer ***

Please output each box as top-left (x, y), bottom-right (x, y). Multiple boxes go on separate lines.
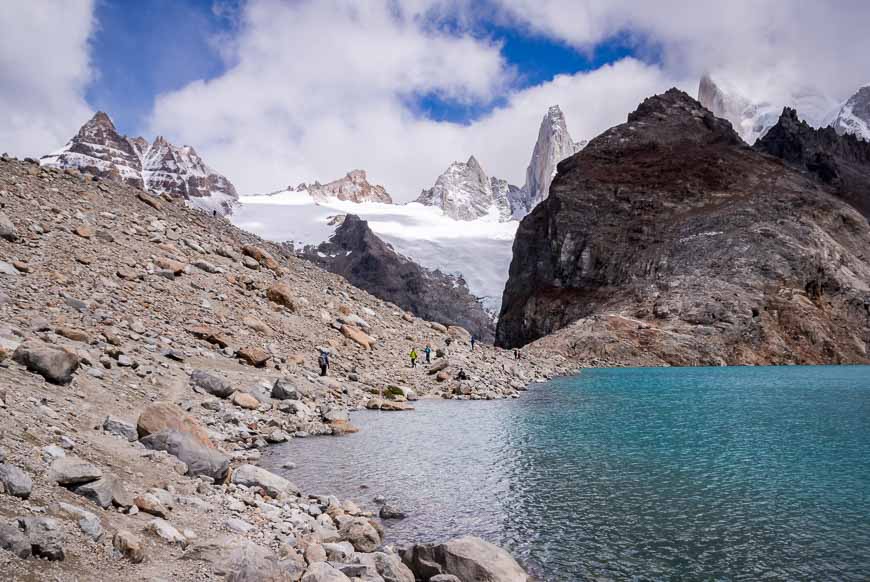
top-left (237, 346), bottom-right (270, 367)
top-left (447, 326), bottom-right (471, 341)
top-left (55, 326), bottom-right (90, 343)
top-left (140, 430), bottom-right (229, 482)
top-left (302, 562), bottom-right (352, 582)
top-left (0, 522), bottom-right (31, 559)
top-left (427, 359), bottom-right (450, 374)
top-left (103, 415), bottom-right (138, 441)
top-left (134, 493), bottom-right (170, 518)
top-left (184, 536), bottom-right (297, 581)
top-left (271, 378), bottom-right (299, 400)
top-left (72, 475), bottom-right (133, 509)
top-left (400, 535), bottom-right (529, 582)
top-left (190, 370), bottom-right (234, 399)
top-left (266, 283), bottom-right (296, 310)
top-left (155, 257), bottom-right (186, 275)
top-left (0, 464), bottom-right (33, 499)
top-left (137, 401), bottom-right (213, 446)
top-left (12, 341), bottom-right (80, 385)
top-left (113, 529), bottom-right (145, 563)
top-left (19, 517), bottom-right (64, 561)
top-left (0, 211), bottom-right (17, 241)
top-left (231, 391), bottom-right (260, 410)
top-left (48, 456), bottom-right (102, 486)
top-left (322, 541), bottom-right (355, 562)
top-left (188, 325), bottom-right (232, 348)
top-left (366, 552), bottom-right (415, 582)
top-left (242, 244), bottom-right (281, 272)
top-left (340, 325), bottom-right (375, 350)
top-left (430, 322), bottom-right (448, 333)
top-left (145, 518), bottom-right (186, 546)
top-left (231, 464), bottom-right (299, 497)
top-left (365, 399), bottom-right (414, 411)
top-left (243, 316), bottom-right (273, 336)
top-left (56, 502), bottom-right (103, 541)
top-left (322, 406), bottom-right (349, 424)
top-left (339, 517), bottom-right (381, 553)
top-left (379, 503), bottom-right (406, 520)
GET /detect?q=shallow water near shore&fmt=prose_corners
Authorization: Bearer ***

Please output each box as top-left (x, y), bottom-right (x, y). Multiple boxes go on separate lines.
top-left (264, 366), bottom-right (870, 581)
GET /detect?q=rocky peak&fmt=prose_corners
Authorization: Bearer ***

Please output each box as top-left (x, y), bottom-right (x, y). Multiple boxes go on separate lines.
top-left (40, 113), bottom-right (238, 215)
top-left (301, 214), bottom-right (495, 340)
top-left (304, 170), bottom-right (393, 204)
top-left (756, 106), bottom-right (870, 219)
top-left (497, 88), bottom-right (870, 366)
top-left (831, 84), bottom-right (870, 142)
top-left (514, 104), bottom-right (584, 218)
top-left (416, 156), bottom-right (515, 221)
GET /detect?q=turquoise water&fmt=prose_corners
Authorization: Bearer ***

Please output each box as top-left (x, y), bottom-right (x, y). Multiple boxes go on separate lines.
top-left (265, 366), bottom-right (870, 580)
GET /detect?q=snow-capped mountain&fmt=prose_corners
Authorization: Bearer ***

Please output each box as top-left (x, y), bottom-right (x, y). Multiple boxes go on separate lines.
top-left (40, 112), bottom-right (238, 214)
top-left (697, 74), bottom-right (839, 144)
top-left (294, 169), bottom-right (393, 204)
top-left (416, 156), bottom-right (520, 222)
top-left (515, 105), bottom-right (585, 216)
top-left (829, 84), bottom-right (870, 142)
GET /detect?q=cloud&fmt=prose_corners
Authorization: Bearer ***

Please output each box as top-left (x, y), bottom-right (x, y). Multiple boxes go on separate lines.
top-left (149, 0), bottom-right (680, 199)
top-left (494, 0), bottom-right (870, 102)
top-left (0, 0), bottom-right (95, 157)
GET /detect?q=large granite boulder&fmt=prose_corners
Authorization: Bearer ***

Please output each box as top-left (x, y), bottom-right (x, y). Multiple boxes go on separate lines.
top-left (140, 430), bottom-right (229, 482)
top-left (401, 535), bottom-right (529, 582)
top-left (12, 341), bottom-right (80, 385)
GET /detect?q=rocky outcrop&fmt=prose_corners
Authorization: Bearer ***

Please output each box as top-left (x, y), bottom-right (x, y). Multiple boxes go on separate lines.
top-left (302, 215), bottom-right (495, 341)
top-left (497, 88), bottom-right (870, 366)
top-left (513, 105), bottom-right (585, 217)
top-left (401, 536), bottom-right (529, 582)
top-left (40, 112), bottom-right (238, 214)
top-left (829, 84), bottom-right (870, 142)
top-left (416, 156), bottom-right (518, 221)
top-left (755, 107), bottom-right (870, 220)
top-left (298, 170), bottom-right (393, 204)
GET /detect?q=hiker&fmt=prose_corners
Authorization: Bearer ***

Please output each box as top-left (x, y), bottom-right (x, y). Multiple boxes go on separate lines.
top-left (212, 210), bottom-right (217, 217)
top-left (457, 368), bottom-right (468, 380)
top-left (424, 344), bottom-right (432, 364)
top-left (514, 349), bottom-right (520, 360)
top-left (318, 350), bottom-right (330, 376)
top-left (470, 335), bottom-right (476, 350)
top-left (410, 348), bottom-right (418, 368)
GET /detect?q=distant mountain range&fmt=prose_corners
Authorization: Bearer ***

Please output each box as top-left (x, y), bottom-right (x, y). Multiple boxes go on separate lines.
top-left (698, 74), bottom-right (870, 144)
top-left (40, 112), bottom-right (238, 214)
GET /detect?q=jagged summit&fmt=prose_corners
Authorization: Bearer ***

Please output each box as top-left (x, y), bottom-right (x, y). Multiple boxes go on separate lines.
top-left (415, 155), bottom-right (518, 221)
top-left (515, 104), bottom-right (585, 217)
top-left (756, 106), bottom-right (870, 219)
top-left (498, 87), bottom-right (870, 366)
top-left (297, 169), bottom-right (393, 204)
top-left (40, 112), bottom-right (238, 214)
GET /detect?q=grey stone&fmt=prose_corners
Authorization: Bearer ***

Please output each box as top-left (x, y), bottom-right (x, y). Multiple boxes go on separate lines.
top-left (400, 535), bottom-right (528, 582)
top-left (302, 562), bottom-right (352, 582)
top-left (0, 211), bottom-right (17, 241)
top-left (103, 415), bottom-right (138, 441)
top-left (12, 341), bottom-right (80, 385)
top-left (322, 406), bottom-right (349, 423)
top-left (57, 502), bottom-right (103, 541)
top-left (0, 261), bottom-right (16, 276)
top-left (339, 517), bottom-right (381, 553)
top-left (72, 475), bottom-right (132, 509)
top-left (379, 503), bottom-right (406, 519)
top-left (225, 517), bottom-right (254, 533)
top-left (19, 517), bottom-right (64, 561)
top-left (48, 456), bottom-right (102, 486)
top-left (140, 429), bottom-right (229, 482)
top-left (322, 541), bottom-right (355, 562)
top-left (0, 464), bottom-right (33, 499)
top-left (231, 463), bottom-right (299, 498)
top-left (271, 378), bottom-right (299, 400)
top-left (190, 369), bottom-right (234, 398)
top-left (0, 522), bottom-right (30, 559)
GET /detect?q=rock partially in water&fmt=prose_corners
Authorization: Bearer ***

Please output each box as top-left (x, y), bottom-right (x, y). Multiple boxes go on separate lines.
top-left (401, 535), bottom-right (529, 582)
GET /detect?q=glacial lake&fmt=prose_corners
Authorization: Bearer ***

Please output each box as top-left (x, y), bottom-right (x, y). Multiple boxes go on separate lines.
top-left (263, 366), bottom-right (870, 581)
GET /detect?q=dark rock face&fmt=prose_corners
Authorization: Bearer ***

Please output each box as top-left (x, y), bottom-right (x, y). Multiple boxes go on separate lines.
top-left (302, 215), bottom-right (495, 341)
top-left (497, 89), bottom-right (870, 366)
top-left (755, 107), bottom-right (870, 220)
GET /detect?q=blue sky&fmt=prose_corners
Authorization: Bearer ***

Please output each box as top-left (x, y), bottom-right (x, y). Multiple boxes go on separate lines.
top-left (86, 0), bottom-right (638, 136)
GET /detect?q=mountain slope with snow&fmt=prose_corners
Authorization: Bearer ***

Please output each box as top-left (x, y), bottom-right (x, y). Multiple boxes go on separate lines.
top-left (232, 188), bottom-right (517, 313)
top-left (40, 112), bottom-right (238, 214)
top-left (416, 155), bottom-right (517, 221)
top-left (830, 85), bottom-right (870, 142)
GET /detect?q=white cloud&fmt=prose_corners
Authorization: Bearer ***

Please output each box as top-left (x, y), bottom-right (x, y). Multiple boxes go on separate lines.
top-left (149, 0), bottom-right (870, 201)
top-left (0, 0), bottom-right (95, 157)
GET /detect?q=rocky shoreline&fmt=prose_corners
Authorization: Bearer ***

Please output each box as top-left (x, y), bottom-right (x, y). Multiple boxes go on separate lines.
top-left (0, 156), bottom-right (573, 580)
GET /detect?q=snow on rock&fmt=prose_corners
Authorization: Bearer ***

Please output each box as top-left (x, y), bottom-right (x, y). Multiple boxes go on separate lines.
top-left (514, 105), bottom-right (585, 218)
top-left (297, 169), bottom-right (393, 204)
top-left (697, 74), bottom-right (839, 145)
top-left (233, 190), bottom-right (517, 313)
top-left (416, 156), bottom-right (518, 222)
top-left (40, 112), bottom-right (238, 214)
top-left (830, 84), bottom-right (870, 143)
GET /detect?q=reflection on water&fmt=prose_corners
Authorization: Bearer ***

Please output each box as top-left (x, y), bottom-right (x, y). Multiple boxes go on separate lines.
top-left (263, 366), bottom-right (870, 581)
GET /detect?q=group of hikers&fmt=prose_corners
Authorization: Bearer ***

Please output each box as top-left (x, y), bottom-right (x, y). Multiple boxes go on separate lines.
top-left (317, 333), bottom-right (521, 377)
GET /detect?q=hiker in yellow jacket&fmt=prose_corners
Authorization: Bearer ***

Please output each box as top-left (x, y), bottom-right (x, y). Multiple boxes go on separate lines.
top-left (410, 348), bottom-right (418, 368)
